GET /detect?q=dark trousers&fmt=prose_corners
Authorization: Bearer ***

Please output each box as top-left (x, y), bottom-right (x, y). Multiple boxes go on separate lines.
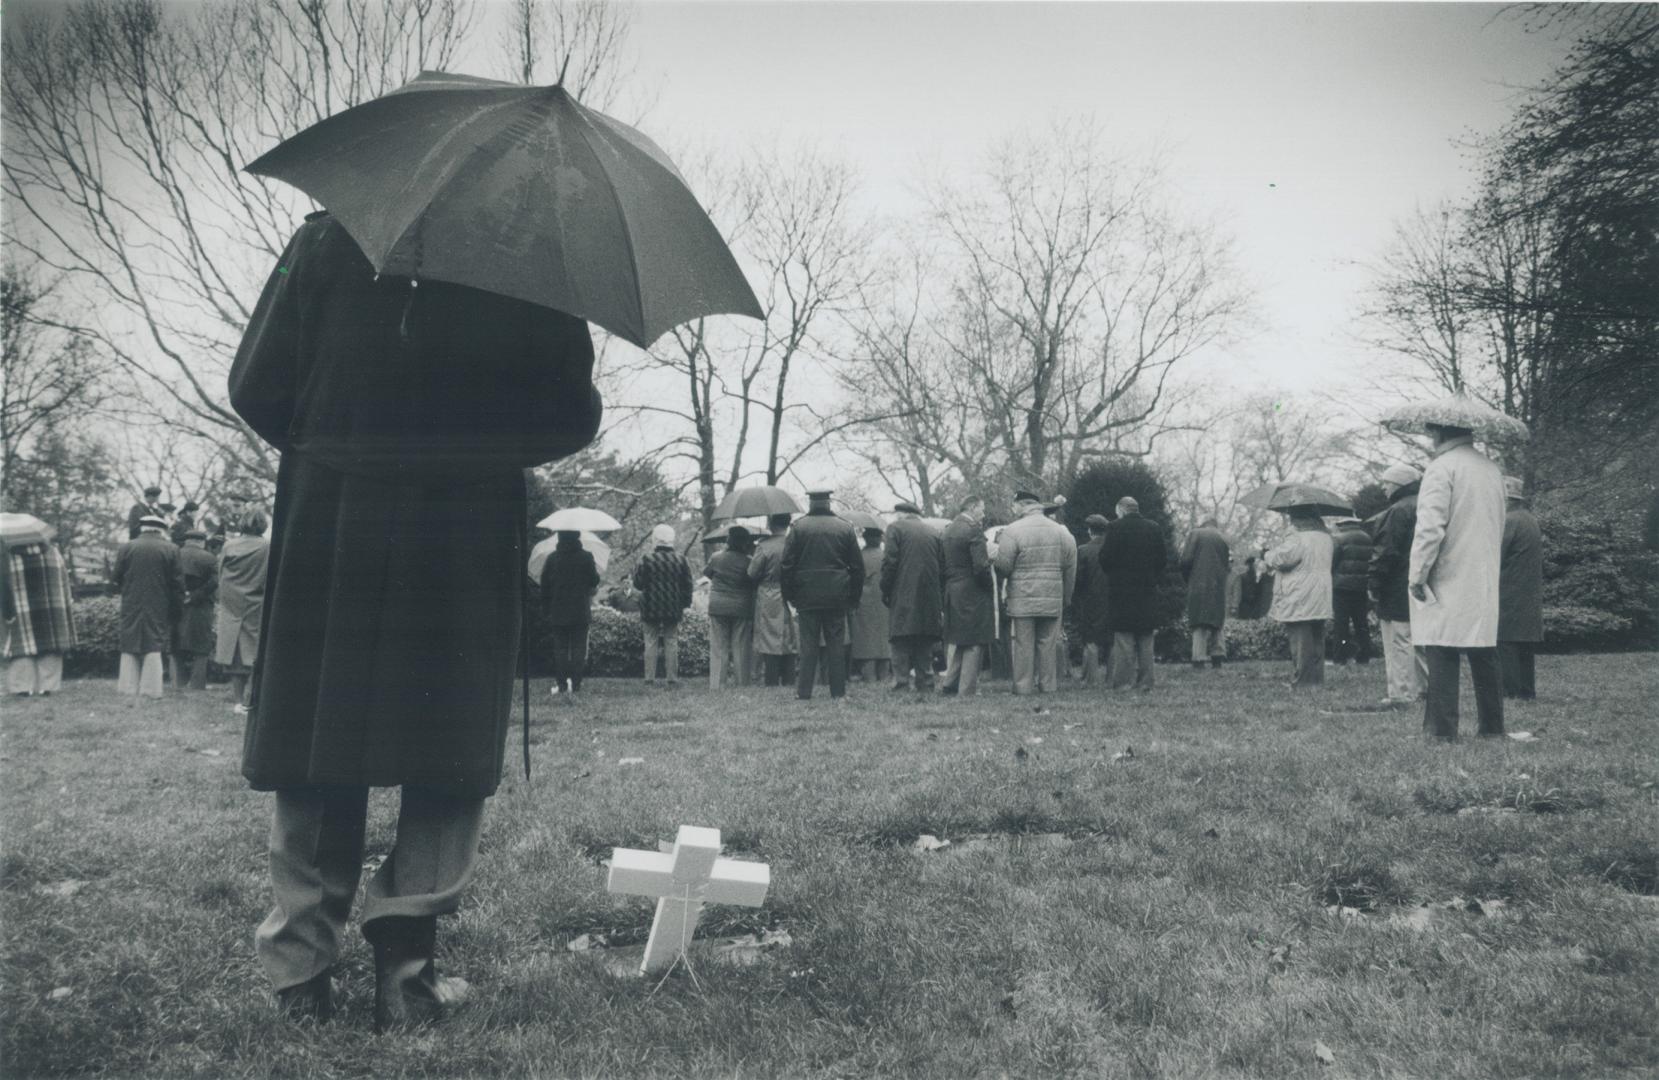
top-left (1499, 641), bottom-right (1536, 700)
top-left (760, 654), bottom-right (795, 687)
top-left (1330, 591), bottom-right (1372, 664)
top-left (1423, 646), bottom-right (1504, 738)
top-left (550, 625), bottom-right (588, 690)
top-left (1285, 620), bottom-right (1325, 686)
top-left (794, 609), bottom-right (847, 698)
top-left (890, 636), bottom-right (938, 689)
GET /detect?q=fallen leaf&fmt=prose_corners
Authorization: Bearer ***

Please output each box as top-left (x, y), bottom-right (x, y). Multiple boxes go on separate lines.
top-left (1025, 736), bottom-right (1044, 745)
top-left (1326, 904), bottom-right (1365, 921)
top-left (1063, 723), bottom-right (1081, 731)
top-left (567, 933), bottom-right (607, 952)
top-left (926, 733), bottom-right (939, 741)
top-left (1014, 747), bottom-right (1028, 762)
top-left (48, 987), bottom-right (72, 1001)
top-left (617, 757), bottom-right (645, 766)
top-left (1112, 746), bottom-right (1135, 763)
top-left (1506, 731), bottom-right (1538, 743)
top-left (198, 748), bottom-right (223, 757)
top-left (1314, 1040), bottom-right (1336, 1066)
top-left (1472, 897), bottom-right (1508, 918)
top-left (1203, 828), bottom-right (1220, 840)
top-left (1515, 772), bottom-right (1532, 781)
top-left (32, 880), bottom-right (87, 899)
top-left (912, 834), bottom-right (951, 852)
top-left (1267, 944), bottom-right (1291, 971)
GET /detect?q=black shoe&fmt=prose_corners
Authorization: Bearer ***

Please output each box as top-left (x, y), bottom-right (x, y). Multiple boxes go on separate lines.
top-left (365, 916), bottom-right (470, 1034)
top-left (1210, 657), bottom-right (1224, 669)
top-left (275, 970), bottom-right (334, 1023)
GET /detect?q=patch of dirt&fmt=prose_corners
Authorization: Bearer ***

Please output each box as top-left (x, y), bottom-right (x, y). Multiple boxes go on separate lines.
top-left (1315, 862), bottom-right (1404, 913)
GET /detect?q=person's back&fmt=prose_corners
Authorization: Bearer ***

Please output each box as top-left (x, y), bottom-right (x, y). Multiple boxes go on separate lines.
top-left (997, 511), bottom-right (1073, 618)
top-left (1330, 523), bottom-right (1372, 594)
top-left (1368, 481), bottom-right (1419, 622)
top-left (704, 548), bottom-right (755, 619)
top-left (542, 543), bottom-right (599, 628)
top-left (782, 511), bottom-right (862, 612)
top-left (1411, 442), bottom-right (1506, 647)
top-left (634, 546), bottom-right (693, 625)
top-left (1267, 523), bottom-right (1334, 623)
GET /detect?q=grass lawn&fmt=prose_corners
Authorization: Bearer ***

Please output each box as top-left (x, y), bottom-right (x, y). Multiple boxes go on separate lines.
top-left (2, 655), bottom-right (1656, 1078)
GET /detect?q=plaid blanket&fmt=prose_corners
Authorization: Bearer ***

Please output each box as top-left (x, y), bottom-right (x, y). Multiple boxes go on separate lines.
top-left (3, 541), bottom-right (77, 658)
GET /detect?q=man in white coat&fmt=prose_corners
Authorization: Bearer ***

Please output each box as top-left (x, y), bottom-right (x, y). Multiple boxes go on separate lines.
top-left (1410, 422), bottom-right (1507, 738)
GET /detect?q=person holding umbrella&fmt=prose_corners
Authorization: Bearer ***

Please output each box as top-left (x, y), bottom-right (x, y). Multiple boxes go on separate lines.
top-left (1264, 505), bottom-right (1335, 688)
top-left (232, 70), bottom-right (757, 1031)
top-left (542, 532), bottom-right (601, 694)
top-left (939, 498), bottom-right (995, 696)
top-left (781, 490), bottom-right (864, 700)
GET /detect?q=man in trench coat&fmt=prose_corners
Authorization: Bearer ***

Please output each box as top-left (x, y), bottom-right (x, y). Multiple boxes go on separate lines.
top-left (1498, 476), bottom-right (1544, 700)
top-left (939, 497), bottom-right (995, 696)
top-left (1179, 517), bottom-right (1230, 670)
top-left (171, 530), bottom-right (218, 690)
top-left (781, 490), bottom-right (864, 700)
top-left (881, 502), bottom-right (946, 692)
top-left (113, 516), bottom-right (184, 698)
top-left (229, 212), bottom-right (602, 1028)
top-left (1072, 515), bottom-right (1113, 684)
top-left (748, 514), bottom-right (798, 687)
top-left (1410, 424), bottom-right (1506, 737)
top-left (1100, 497), bottom-right (1167, 691)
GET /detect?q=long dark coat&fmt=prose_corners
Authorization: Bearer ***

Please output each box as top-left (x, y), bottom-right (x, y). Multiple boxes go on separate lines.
top-left (941, 516), bottom-right (995, 645)
top-left (1330, 522), bottom-right (1373, 595)
top-left (781, 509), bottom-right (864, 612)
top-left (541, 540), bottom-right (600, 628)
top-left (880, 515), bottom-right (945, 640)
top-left (1099, 513), bottom-right (1167, 634)
top-left (1367, 481), bottom-right (1419, 623)
top-left (1499, 505), bottom-right (1544, 642)
top-left (1072, 537), bottom-right (1111, 646)
top-left (114, 533), bottom-right (184, 654)
top-left (1180, 526), bottom-right (1230, 629)
top-left (174, 543), bottom-right (219, 654)
top-left (229, 213), bottom-right (602, 799)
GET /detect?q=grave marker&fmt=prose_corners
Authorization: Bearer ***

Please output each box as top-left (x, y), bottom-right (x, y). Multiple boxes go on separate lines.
top-left (606, 825), bottom-right (770, 975)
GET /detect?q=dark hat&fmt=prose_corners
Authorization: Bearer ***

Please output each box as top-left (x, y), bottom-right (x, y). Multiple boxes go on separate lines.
top-left (1013, 490), bottom-right (1041, 503)
top-left (1085, 514), bottom-right (1110, 530)
top-left (181, 500), bottom-right (199, 512)
top-left (142, 485), bottom-right (162, 497)
top-left (184, 529), bottom-right (207, 541)
top-left (158, 501), bottom-right (176, 512)
top-left (806, 488), bottom-right (833, 498)
top-left (894, 501), bottom-right (921, 515)
top-left (726, 524), bottom-right (752, 543)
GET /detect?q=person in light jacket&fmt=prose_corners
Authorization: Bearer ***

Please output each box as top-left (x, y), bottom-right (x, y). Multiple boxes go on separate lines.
top-left (848, 528), bottom-right (891, 683)
top-left (1265, 508), bottom-right (1333, 688)
top-left (993, 491), bottom-right (1077, 695)
top-left (215, 510), bottom-right (270, 711)
top-left (1497, 476), bottom-right (1544, 701)
top-left (1410, 424), bottom-right (1506, 737)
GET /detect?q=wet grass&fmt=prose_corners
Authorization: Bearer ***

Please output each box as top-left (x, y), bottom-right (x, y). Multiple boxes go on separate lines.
top-left (2, 653), bottom-right (1656, 1077)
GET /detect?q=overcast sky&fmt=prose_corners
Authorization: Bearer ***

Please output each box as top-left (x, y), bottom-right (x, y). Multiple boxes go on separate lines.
top-left (608, 2), bottom-right (1572, 393)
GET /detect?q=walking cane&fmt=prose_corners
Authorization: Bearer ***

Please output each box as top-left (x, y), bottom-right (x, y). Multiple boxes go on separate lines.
top-left (990, 565), bottom-right (1000, 641)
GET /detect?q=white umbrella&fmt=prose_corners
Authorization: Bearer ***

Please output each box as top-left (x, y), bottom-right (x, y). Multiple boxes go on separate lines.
top-left (528, 532), bottom-right (610, 581)
top-left (537, 507), bottom-right (623, 533)
top-left (0, 512), bottom-right (55, 545)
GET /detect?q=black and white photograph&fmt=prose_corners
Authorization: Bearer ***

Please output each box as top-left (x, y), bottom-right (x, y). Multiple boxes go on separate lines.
top-left (1, 0), bottom-right (1655, 1075)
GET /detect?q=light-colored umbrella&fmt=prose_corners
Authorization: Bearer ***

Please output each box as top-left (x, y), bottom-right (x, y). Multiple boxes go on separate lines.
top-left (839, 509), bottom-right (886, 532)
top-left (528, 532), bottom-right (610, 581)
top-left (1238, 482), bottom-right (1352, 517)
top-left (246, 72), bottom-right (762, 348)
top-left (1381, 392), bottom-right (1530, 442)
top-left (0, 513), bottom-right (54, 545)
top-left (713, 486), bottom-right (800, 520)
top-left (536, 507), bottom-right (622, 533)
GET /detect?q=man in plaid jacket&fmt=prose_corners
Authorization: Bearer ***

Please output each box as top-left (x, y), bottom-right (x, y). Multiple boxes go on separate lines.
top-left (632, 524), bottom-right (693, 684)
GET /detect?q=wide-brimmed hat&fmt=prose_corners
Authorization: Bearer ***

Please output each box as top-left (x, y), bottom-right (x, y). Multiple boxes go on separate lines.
top-left (1381, 392), bottom-right (1530, 442)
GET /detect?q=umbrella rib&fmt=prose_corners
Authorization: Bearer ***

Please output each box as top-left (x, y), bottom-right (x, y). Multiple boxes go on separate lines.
top-left (559, 96), bottom-right (647, 343)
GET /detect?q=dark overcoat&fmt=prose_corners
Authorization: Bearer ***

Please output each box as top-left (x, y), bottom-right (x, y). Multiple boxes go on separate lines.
top-left (1330, 522), bottom-right (1373, 595)
top-left (114, 533), bottom-right (184, 654)
top-left (541, 540), bottom-right (600, 628)
top-left (880, 515), bottom-right (945, 640)
top-left (1099, 513), bottom-right (1167, 634)
top-left (781, 509), bottom-right (864, 612)
top-left (229, 213), bottom-right (602, 799)
top-left (941, 516), bottom-right (994, 645)
top-left (1073, 537), bottom-right (1111, 646)
top-left (174, 543), bottom-right (219, 654)
top-left (1180, 526), bottom-right (1230, 629)
top-left (1498, 505), bottom-right (1544, 642)
top-left (1367, 481), bottom-right (1419, 623)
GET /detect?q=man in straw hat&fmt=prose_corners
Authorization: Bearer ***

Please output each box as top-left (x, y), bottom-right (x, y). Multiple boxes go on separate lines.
top-left (1498, 476), bottom-right (1544, 701)
top-left (1410, 421), bottom-right (1507, 737)
top-left (1369, 463), bottom-right (1427, 705)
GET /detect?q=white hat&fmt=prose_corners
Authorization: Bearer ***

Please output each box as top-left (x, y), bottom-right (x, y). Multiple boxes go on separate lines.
top-left (652, 524), bottom-right (676, 545)
top-left (1379, 463), bottom-right (1421, 488)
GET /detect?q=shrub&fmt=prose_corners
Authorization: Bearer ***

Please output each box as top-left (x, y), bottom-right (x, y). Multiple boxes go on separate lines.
top-left (524, 600), bottom-right (709, 678)
top-left (65, 595), bottom-right (121, 678)
top-left (1538, 510), bottom-right (1658, 651)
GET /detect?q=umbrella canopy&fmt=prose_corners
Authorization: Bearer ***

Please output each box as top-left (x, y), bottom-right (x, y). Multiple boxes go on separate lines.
top-left (528, 532), bottom-right (610, 582)
top-left (1238, 482), bottom-right (1353, 517)
top-left (0, 513), bottom-right (54, 545)
top-left (1381, 392), bottom-right (1531, 442)
top-left (536, 507), bottom-right (622, 533)
top-left (839, 510), bottom-right (886, 532)
top-left (713, 486), bottom-right (800, 521)
top-left (246, 71), bottom-right (763, 348)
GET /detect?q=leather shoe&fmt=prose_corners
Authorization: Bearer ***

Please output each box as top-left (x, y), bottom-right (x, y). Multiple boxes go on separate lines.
top-left (365, 916), bottom-right (470, 1033)
top-left (275, 970), bottom-right (334, 1023)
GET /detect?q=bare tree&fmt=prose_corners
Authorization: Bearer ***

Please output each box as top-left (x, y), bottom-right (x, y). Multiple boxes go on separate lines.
top-left (1356, 203), bottom-right (1477, 396)
top-left (3, 0), bottom-right (475, 485)
top-left (498, 0), bottom-right (639, 110)
top-left (925, 120), bottom-right (1247, 491)
top-left (0, 266), bottom-right (112, 489)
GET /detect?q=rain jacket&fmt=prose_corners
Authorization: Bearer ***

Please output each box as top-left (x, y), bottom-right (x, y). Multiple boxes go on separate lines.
top-left (114, 533), bottom-right (184, 654)
top-left (1409, 437), bottom-right (1506, 647)
top-left (1367, 481), bottom-right (1419, 623)
top-left (1266, 520), bottom-right (1333, 624)
top-left (543, 536), bottom-right (601, 628)
top-left (747, 534), bottom-right (796, 655)
top-left (849, 545), bottom-right (890, 659)
top-left (213, 533), bottom-right (268, 667)
top-left (941, 515), bottom-right (995, 645)
top-left (994, 506), bottom-right (1077, 619)
top-left (1180, 525), bottom-right (1231, 629)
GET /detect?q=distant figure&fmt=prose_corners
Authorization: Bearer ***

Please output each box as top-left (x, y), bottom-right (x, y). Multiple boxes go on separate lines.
top-left (215, 511), bottom-right (269, 711)
top-left (1073, 514), bottom-right (1113, 684)
top-left (939, 498), bottom-right (994, 697)
top-left (748, 514), bottom-right (798, 687)
top-left (1368, 464), bottom-right (1425, 705)
top-left (781, 489), bottom-right (864, 700)
top-left (113, 515), bottom-right (183, 699)
top-left (881, 502), bottom-right (945, 692)
top-left (542, 531), bottom-right (600, 694)
top-left (703, 525), bottom-right (757, 689)
top-left (1099, 497), bottom-right (1165, 692)
top-left (1411, 423), bottom-right (1507, 738)
top-left (1329, 517), bottom-right (1374, 666)
top-left (1266, 509), bottom-right (1333, 688)
top-left (171, 500), bottom-right (201, 546)
top-left (172, 530), bottom-right (218, 690)
top-left (633, 524), bottom-right (693, 686)
top-left (995, 491), bottom-right (1077, 695)
top-left (1180, 517), bottom-right (1231, 671)
top-left (127, 486), bottom-right (165, 539)
top-left (848, 527), bottom-right (891, 683)
top-left (1498, 476), bottom-right (1544, 701)
top-left (2, 534), bottom-right (77, 696)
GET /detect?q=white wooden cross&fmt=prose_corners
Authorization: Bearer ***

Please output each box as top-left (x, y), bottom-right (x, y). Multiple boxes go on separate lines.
top-left (605, 825), bottom-right (770, 975)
